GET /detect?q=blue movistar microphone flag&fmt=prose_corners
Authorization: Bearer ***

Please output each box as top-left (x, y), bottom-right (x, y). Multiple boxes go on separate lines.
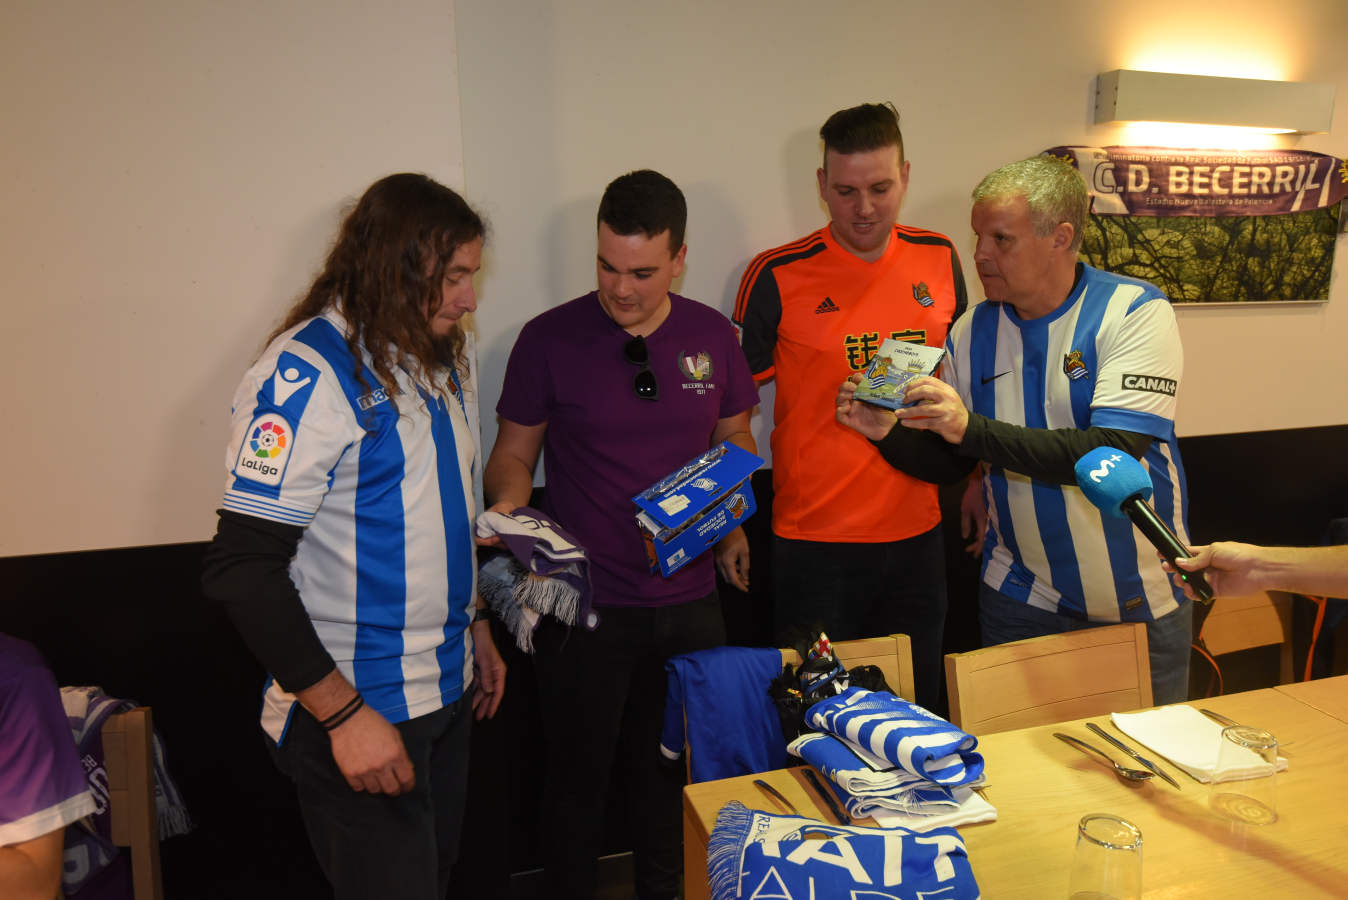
top-left (1074, 447), bottom-right (1213, 603)
top-left (1074, 447), bottom-right (1153, 516)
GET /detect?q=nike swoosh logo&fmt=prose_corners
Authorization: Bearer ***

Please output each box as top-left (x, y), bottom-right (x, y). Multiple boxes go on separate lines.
top-left (981, 371), bottom-right (1012, 385)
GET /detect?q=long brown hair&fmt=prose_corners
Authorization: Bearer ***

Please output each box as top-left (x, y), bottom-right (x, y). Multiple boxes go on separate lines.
top-left (271, 173), bottom-right (485, 402)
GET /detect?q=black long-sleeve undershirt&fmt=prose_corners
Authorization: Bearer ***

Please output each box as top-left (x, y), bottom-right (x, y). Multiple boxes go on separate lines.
top-left (869, 425), bottom-right (978, 484)
top-left (201, 510), bottom-right (335, 694)
top-left (870, 413), bottom-right (1152, 485)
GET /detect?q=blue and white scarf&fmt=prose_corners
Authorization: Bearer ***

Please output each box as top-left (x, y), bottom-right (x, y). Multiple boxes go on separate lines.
top-left (806, 688), bottom-right (984, 786)
top-left (788, 732), bottom-right (969, 818)
top-left (707, 801), bottom-right (980, 900)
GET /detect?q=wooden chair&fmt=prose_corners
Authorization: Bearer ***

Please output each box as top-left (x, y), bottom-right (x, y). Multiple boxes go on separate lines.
top-left (944, 623), bottom-right (1152, 735)
top-left (103, 707), bottom-right (164, 900)
top-left (675, 634), bottom-right (915, 782)
top-left (1200, 591), bottom-right (1294, 686)
top-left (781, 633), bottom-right (916, 703)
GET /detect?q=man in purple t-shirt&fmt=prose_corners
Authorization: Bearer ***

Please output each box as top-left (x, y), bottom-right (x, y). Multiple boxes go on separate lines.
top-left (0, 634), bottom-right (97, 900)
top-left (484, 170), bottom-right (757, 899)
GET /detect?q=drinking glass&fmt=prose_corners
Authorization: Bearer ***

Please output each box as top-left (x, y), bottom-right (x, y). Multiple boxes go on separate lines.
top-left (1209, 724), bottom-right (1278, 825)
top-left (1068, 813), bottom-right (1142, 899)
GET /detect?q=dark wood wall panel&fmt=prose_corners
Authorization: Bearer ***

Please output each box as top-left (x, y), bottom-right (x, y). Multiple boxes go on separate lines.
top-left (1179, 425), bottom-right (1348, 548)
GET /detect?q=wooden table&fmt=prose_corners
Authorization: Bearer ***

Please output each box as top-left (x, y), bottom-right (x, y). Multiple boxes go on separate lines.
top-left (1276, 676), bottom-right (1348, 723)
top-left (683, 676), bottom-right (1348, 898)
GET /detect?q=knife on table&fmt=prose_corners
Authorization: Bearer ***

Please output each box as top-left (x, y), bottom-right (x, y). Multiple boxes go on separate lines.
top-left (753, 779), bottom-right (799, 815)
top-left (1200, 708), bottom-right (1292, 755)
top-left (803, 768), bottom-right (851, 825)
top-left (1199, 707), bottom-right (1238, 728)
top-left (1086, 721), bottom-right (1182, 789)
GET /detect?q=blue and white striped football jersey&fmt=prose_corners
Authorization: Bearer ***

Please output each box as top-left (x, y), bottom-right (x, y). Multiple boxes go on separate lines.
top-left (945, 264), bottom-right (1189, 622)
top-left (220, 311), bottom-right (477, 742)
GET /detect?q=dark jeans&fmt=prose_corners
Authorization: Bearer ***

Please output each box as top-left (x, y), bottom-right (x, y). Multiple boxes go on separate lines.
top-left (271, 696), bottom-right (472, 900)
top-left (532, 590), bottom-right (725, 900)
top-left (772, 526), bottom-right (947, 712)
top-left (978, 581), bottom-right (1193, 705)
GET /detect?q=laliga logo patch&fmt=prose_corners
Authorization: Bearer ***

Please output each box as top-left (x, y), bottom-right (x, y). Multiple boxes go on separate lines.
top-left (234, 413), bottom-right (292, 485)
top-left (911, 281), bottom-right (934, 307)
top-left (1062, 350), bottom-right (1089, 380)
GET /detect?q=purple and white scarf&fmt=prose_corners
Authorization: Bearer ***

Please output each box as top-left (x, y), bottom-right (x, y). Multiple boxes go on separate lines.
top-left (475, 507), bottom-right (595, 652)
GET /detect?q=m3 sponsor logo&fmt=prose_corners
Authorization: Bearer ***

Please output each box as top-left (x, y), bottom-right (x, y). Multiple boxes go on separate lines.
top-left (271, 365), bottom-right (313, 405)
top-left (1122, 373), bottom-right (1177, 396)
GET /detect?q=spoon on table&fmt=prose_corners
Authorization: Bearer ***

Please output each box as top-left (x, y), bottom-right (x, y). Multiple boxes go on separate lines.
top-left (1053, 733), bottom-right (1155, 785)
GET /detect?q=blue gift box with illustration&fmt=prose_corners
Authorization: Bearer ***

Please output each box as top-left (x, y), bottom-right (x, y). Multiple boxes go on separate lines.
top-left (633, 441), bottom-right (764, 577)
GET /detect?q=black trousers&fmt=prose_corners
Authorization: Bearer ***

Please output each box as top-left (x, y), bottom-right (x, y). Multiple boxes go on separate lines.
top-left (772, 525), bottom-right (947, 713)
top-left (532, 591), bottom-right (724, 900)
top-left (271, 696), bottom-right (472, 900)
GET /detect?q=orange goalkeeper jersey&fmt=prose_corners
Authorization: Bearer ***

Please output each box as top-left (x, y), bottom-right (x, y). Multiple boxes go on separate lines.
top-left (734, 224), bottom-right (966, 542)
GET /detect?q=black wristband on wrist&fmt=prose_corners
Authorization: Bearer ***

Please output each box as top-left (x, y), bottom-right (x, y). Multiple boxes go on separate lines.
top-left (320, 695), bottom-right (364, 731)
top-left (471, 607), bottom-right (491, 624)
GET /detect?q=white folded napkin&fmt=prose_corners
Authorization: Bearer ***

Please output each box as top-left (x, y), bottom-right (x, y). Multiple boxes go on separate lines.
top-left (1111, 705), bottom-right (1288, 783)
top-left (869, 789), bottom-right (997, 831)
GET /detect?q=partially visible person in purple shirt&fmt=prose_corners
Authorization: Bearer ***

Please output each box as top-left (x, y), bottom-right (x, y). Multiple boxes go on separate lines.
top-left (0, 633), bottom-right (96, 900)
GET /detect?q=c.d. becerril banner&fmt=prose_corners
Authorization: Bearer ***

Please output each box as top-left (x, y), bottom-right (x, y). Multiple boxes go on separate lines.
top-left (1048, 146), bottom-right (1346, 216)
top-left (1044, 146), bottom-right (1345, 302)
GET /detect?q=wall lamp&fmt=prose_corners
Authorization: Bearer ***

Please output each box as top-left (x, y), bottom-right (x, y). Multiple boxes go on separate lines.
top-left (1095, 69), bottom-right (1335, 134)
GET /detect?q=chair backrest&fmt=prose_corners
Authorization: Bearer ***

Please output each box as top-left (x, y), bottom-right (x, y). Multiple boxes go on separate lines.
top-left (944, 623), bottom-right (1152, 735)
top-left (780, 634), bottom-right (916, 703)
top-left (103, 707), bottom-right (163, 900)
top-left (1200, 591), bottom-right (1294, 685)
top-left (675, 635), bottom-right (916, 783)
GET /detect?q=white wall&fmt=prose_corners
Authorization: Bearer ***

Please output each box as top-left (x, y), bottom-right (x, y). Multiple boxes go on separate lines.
top-left (458, 0), bottom-right (1348, 484)
top-left (1, 1), bottom-right (465, 556)
top-left (4, 0), bottom-right (1345, 556)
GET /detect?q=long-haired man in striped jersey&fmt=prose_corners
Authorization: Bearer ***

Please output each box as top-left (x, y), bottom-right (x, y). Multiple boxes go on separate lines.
top-left (202, 174), bottom-right (506, 898)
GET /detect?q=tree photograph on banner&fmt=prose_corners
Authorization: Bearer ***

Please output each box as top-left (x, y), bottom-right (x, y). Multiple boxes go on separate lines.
top-left (1047, 146), bottom-right (1347, 303)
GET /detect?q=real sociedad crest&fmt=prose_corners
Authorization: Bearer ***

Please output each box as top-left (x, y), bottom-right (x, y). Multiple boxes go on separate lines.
top-left (911, 281), bottom-right (934, 307)
top-left (1063, 350), bottom-right (1089, 380)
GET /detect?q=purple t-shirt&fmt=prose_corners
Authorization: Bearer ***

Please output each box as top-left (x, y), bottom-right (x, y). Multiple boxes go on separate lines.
top-left (0, 635), bottom-right (95, 846)
top-left (497, 292), bottom-right (758, 607)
